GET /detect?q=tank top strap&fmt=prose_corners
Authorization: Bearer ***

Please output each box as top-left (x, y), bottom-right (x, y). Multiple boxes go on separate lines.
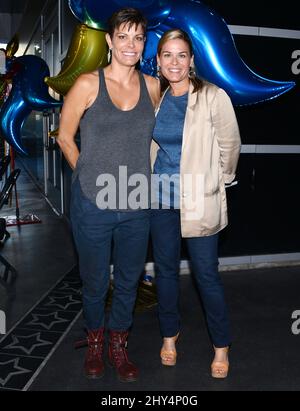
top-left (138, 71), bottom-right (148, 97)
top-left (98, 68), bottom-right (109, 100)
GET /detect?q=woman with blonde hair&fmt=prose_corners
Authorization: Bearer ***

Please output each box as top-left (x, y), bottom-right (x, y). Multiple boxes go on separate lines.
top-left (150, 28), bottom-right (241, 378)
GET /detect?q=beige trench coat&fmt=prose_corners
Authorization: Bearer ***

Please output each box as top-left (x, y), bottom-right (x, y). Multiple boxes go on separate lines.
top-left (150, 81), bottom-right (241, 238)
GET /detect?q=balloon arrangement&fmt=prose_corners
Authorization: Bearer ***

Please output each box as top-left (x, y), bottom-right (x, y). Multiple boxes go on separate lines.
top-left (0, 36), bottom-right (61, 154)
top-left (0, 36), bottom-right (19, 107)
top-left (0, 76), bottom-right (8, 108)
top-left (52, 0), bottom-right (294, 105)
top-left (0, 0), bottom-right (296, 154)
top-left (0, 36), bottom-right (22, 152)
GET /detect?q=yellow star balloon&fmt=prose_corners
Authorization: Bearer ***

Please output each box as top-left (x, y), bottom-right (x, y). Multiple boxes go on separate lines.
top-left (45, 24), bottom-right (108, 96)
top-left (48, 128), bottom-right (59, 138)
top-left (6, 34), bottom-right (19, 58)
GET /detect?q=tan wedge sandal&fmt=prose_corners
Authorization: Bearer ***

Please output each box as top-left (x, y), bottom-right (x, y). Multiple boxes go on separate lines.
top-left (160, 333), bottom-right (179, 366)
top-left (211, 346), bottom-right (229, 378)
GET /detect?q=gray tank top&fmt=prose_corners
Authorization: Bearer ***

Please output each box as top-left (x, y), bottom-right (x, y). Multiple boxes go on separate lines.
top-left (73, 69), bottom-right (155, 210)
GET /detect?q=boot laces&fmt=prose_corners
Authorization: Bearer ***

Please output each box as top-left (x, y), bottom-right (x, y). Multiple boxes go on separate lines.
top-left (111, 337), bottom-right (129, 366)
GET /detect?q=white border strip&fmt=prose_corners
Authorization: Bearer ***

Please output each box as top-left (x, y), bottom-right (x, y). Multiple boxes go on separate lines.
top-left (22, 309), bottom-right (83, 391)
top-left (259, 27), bottom-right (300, 39)
top-left (229, 25), bottom-right (259, 36)
top-left (0, 264), bottom-right (81, 391)
top-left (251, 253), bottom-right (300, 263)
top-left (229, 25), bottom-right (300, 39)
top-left (145, 253), bottom-right (300, 275)
top-left (241, 145), bottom-right (300, 154)
top-left (0, 266), bottom-right (77, 344)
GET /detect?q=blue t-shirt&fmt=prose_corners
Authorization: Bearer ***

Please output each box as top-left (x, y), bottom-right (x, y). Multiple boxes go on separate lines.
top-left (153, 90), bottom-right (188, 208)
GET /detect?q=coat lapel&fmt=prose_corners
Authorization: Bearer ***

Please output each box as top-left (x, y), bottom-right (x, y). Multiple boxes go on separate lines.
top-left (182, 83), bottom-right (197, 151)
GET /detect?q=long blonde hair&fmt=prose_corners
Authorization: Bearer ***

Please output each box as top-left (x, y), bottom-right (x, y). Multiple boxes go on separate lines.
top-left (157, 29), bottom-right (203, 94)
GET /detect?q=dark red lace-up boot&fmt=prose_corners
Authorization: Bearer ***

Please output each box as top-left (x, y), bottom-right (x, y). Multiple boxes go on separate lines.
top-left (76, 328), bottom-right (105, 379)
top-left (108, 330), bottom-right (138, 382)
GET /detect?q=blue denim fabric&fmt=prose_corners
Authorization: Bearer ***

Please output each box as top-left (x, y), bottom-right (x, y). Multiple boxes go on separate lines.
top-left (150, 208), bottom-right (231, 347)
top-left (70, 177), bottom-right (150, 331)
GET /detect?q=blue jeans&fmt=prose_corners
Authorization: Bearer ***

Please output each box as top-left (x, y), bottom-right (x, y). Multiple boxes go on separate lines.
top-left (70, 177), bottom-right (150, 331)
top-left (150, 208), bottom-right (231, 348)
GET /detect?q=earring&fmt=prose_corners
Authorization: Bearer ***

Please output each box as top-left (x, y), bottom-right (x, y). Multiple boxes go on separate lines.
top-left (107, 48), bottom-right (112, 62)
top-left (140, 56), bottom-right (143, 66)
top-left (156, 65), bottom-right (161, 78)
top-left (189, 65), bottom-right (196, 78)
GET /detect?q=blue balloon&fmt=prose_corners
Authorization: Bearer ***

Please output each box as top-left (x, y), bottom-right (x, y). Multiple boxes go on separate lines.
top-left (17, 55), bottom-right (62, 110)
top-left (0, 87), bottom-right (31, 155)
top-left (143, 30), bottom-right (161, 60)
top-left (0, 55), bottom-right (61, 154)
top-left (69, 0), bottom-right (83, 20)
top-left (162, 1), bottom-right (295, 105)
top-left (69, 0), bottom-right (295, 105)
top-left (68, 0), bottom-right (171, 30)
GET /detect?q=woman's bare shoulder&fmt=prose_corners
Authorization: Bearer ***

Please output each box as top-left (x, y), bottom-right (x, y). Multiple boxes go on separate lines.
top-left (143, 73), bottom-right (159, 87)
top-left (64, 70), bottom-right (99, 110)
top-left (73, 70), bottom-right (99, 91)
top-left (143, 73), bottom-right (161, 107)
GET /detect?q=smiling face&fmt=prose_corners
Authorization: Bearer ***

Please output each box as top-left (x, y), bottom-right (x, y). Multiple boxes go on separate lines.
top-left (106, 23), bottom-right (145, 67)
top-left (157, 38), bottom-right (194, 88)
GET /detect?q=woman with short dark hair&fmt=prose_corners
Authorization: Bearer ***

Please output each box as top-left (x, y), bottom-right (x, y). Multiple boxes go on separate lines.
top-left (57, 8), bottom-right (160, 382)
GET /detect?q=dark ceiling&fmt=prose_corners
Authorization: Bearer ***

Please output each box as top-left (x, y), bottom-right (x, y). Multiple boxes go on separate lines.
top-left (0, 0), bottom-right (27, 14)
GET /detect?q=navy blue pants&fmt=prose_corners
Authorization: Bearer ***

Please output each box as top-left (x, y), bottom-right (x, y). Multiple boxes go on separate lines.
top-left (70, 178), bottom-right (150, 331)
top-left (150, 208), bottom-right (231, 348)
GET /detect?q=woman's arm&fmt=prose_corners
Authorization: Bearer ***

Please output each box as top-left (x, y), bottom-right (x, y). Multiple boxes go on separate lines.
top-left (57, 72), bottom-right (97, 170)
top-left (212, 89), bottom-right (241, 184)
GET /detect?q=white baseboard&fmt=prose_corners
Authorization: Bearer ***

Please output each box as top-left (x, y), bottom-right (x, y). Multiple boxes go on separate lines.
top-left (144, 253), bottom-right (300, 276)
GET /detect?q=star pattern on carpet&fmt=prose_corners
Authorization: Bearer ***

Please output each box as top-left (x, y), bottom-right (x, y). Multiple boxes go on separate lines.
top-left (0, 358), bottom-right (31, 386)
top-left (3, 332), bottom-right (53, 355)
top-left (44, 295), bottom-right (81, 310)
top-left (57, 280), bottom-right (81, 293)
top-left (26, 312), bottom-right (69, 330)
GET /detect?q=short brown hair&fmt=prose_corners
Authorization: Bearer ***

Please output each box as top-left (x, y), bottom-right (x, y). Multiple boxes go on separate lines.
top-left (157, 29), bottom-right (203, 93)
top-left (107, 8), bottom-right (147, 38)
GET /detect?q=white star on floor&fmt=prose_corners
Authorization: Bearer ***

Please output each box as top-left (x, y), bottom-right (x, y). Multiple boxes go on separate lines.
top-left (0, 358), bottom-right (31, 386)
top-left (3, 332), bottom-right (53, 355)
top-left (45, 295), bottom-right (80, 310)
top-left (26, 312), bottom-right (69, 330)
top-left (57, 281), bottom-right (81, 293)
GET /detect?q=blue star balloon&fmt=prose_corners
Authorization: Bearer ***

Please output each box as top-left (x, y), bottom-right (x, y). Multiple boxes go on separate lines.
top-left (0, 55), bottom-right (61, 154)
top-left (68, 0), bottom-right (171, 30)
top-left (17, 55), bottom-right (62, 110)
top-left (69, 0), bottom-right (295, 105)
top-left (0, 85), bottom-right (32, 155)
top-left (163, 1), bottom-right (295, 105)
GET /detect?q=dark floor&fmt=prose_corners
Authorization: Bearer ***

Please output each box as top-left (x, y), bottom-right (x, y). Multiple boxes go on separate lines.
top-left (28, 266), bottom-right (300, 391)
top-left (0, 171), bottom-right (76, 331)
top-left (1, 168), bottom-right (300, 391)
